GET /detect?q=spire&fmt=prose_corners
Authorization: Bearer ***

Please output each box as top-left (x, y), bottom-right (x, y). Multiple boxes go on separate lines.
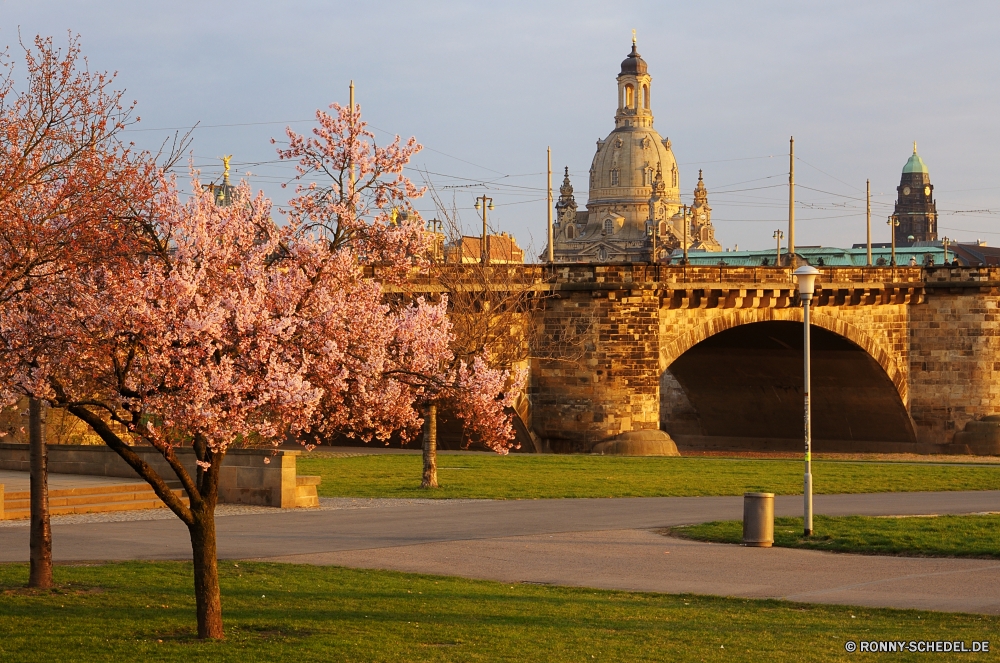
top-left (559, 166), bottom-right (574, 197)
top-left (693, 170), bottom-right (708, 205)
top-left (913, 141), bottom-right (917, 154)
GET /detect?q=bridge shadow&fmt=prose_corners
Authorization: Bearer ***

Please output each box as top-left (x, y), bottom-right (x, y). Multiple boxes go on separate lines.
top-left (662, 320), bottom-right (917, 453)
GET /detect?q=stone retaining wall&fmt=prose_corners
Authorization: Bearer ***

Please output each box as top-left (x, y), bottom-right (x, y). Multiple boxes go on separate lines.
top-left (0, 443), bottom-right (303, 507)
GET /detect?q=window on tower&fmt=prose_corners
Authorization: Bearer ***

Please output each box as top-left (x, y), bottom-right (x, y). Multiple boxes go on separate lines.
top-left (604, 218), bottom-right (613, 235)
top-left (611, 169), bottom-right (619, 186)
top-left (625, 84), bottom-right (634, 108)
top-left (566, 225), bottom-right (575, 239)
top-left (642, 84), bottom-right (649, 109)
top-left (644, 168), bottom-right (652, 186)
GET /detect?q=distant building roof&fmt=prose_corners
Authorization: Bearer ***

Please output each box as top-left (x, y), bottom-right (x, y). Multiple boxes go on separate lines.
top-left (672, 245), bottom-right (966, 267)
top-left (445, 233), bottom-right (524, 264)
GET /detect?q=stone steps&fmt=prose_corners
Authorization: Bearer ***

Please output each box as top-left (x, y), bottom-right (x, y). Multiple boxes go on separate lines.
top-left (2, 484), bottom-right (187, 520)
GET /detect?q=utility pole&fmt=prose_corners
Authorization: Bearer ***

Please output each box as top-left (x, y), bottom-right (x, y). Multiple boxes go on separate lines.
top-left (682, 204), bottom-right (689, 265)
top-left (547, 147), bottom-right (553, 263)
top-left (773, 229), bottom-right (784, 266)
top-left (788, 136), bottom-right (795, 265)
top-left (349, 81), bottom-right (355, 203)
top-left (866, 179), bottom-right (872, 267)
top-left (475, 195), bottom-right (494, 265)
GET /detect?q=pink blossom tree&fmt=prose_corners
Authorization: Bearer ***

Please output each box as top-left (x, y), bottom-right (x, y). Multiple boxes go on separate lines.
top-left (0, 103), bottom-right (523, 638)
top-left (0, 33), bottom-right (172, 589)
top-left (274, 104), bottom-right (526, 484)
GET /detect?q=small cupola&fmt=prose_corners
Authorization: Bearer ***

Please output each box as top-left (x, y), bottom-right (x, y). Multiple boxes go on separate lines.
top-left (620, 41), bottom-right (648, 76)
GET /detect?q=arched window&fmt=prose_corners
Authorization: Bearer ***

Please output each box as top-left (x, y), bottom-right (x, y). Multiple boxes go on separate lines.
top-left (604, 218), bottom-right (613, 235)
top-left (659, 221), bottom-right (666, 235)
top-left (610, 169), bottom-right (619, 186)
top-left (566, 225), bottom-right (575, 240)
top-left (643, 84), bottom-right (650, 109)
top-left (644, 168), bottom-right (653, 186)
top-left (624, 84), bottom-right (634, 108)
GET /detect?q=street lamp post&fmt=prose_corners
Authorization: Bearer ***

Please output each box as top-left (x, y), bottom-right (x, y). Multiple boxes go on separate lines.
top-left (427, 218), bottom-right (442, 261)
top-left (773, 229), bottom-right (784, 266)
top-left (942, 236), bottom-right (951, 265)
top-left (887, 215), bottom-right (900, 266)
top-left (647, 224), bottom-right (657, 263)
top-left (793, 264), bottom-right (821, 537)
top-left (474, 195), bottom-right (495, 265)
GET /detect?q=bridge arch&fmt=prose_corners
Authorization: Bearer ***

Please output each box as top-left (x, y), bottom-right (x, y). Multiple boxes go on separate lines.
top-left (659, 310), bottom-right (915, 447)
top-left (659, 308), bottom-right (906, 404)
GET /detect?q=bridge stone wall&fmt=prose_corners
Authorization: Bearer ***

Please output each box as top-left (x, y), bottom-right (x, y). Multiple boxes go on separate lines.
top-left (909, 270), bottom-right (1000, 443)
top-left (529, 264), bottom-right (1000, 453)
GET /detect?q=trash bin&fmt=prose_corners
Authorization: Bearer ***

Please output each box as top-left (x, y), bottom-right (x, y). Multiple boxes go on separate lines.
top-left (742, 492), bottom-right (774, 547)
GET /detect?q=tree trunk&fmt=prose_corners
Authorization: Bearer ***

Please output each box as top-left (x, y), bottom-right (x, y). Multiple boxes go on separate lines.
top-left (28, 398), bottom-right (52, 589)
top-left (421, 404), bottom-right (438, 488)
top-left (65, 405), bottom-right (227, 638)
top-left (188, 500), bottom-right (224, 639)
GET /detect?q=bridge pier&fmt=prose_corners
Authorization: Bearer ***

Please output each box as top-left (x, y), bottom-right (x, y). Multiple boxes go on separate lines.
top-left (531, 267), bottom-right (663, 453)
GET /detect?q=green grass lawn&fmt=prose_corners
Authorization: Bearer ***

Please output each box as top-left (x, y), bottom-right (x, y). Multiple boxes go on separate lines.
top-left (673, 514), bottom-right (1000, 558)
top-left (0, 561), bottom-right (996, 662)
top-left (298, 454), bottom-right (1000, 500)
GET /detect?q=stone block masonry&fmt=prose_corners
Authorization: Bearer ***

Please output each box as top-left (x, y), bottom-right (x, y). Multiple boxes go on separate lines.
top-left (528, 264), bottom-right (1000, 453)
top-left (0, 443), bottom-right (311, 508)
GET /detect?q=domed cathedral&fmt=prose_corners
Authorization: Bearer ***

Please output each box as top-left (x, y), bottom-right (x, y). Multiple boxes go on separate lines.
top-left (893, 143), bottom-right (938, 246)
top-left (547, 34), bottom-right (721, 262)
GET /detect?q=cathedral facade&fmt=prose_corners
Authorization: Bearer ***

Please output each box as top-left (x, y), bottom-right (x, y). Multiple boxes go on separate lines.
top-left (546, 37), bottom-right (720, 263)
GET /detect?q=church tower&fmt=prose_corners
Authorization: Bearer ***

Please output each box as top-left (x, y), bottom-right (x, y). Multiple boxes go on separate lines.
top-left (688, 170), bottom-right (721, 251)
top-left (615, 30), bottom-right (653, 130)
top-left (893, 143), bottom-right (937, 246)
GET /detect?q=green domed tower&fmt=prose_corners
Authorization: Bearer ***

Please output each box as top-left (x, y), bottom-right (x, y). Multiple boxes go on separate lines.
top-left (893, 143), bottom-right (937, 246)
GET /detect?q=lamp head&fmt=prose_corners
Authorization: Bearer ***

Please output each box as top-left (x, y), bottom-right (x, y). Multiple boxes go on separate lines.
top-left (488, 201), bottom-right (495, 211)
top-left (474, 199), bottom-right (481, 211)
top-left (793, 264), bottom-right (821, 300)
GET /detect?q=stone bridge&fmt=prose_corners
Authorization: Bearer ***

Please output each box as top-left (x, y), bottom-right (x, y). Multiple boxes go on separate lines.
top-left (527, 264), bottom-right (1000, 454)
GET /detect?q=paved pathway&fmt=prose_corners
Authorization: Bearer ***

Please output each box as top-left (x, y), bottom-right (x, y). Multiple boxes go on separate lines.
top-left (1, 491), bottom-right (998, 614)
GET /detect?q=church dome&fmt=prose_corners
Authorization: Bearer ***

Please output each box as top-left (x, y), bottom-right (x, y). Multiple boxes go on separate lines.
top-left (620, 42), bottom-right (647, 76)
top-left (903, 143), bottom-right (928, 174)
top-left (590, 129), bottom-right (677, 198)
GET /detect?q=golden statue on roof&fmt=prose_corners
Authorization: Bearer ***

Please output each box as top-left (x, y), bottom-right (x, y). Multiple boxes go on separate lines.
top-left (221, 155), bottom-right (232, 176)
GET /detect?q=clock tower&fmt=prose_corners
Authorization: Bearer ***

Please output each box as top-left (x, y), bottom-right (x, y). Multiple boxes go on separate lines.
top-left (893, 143), bottom-right (937, 246)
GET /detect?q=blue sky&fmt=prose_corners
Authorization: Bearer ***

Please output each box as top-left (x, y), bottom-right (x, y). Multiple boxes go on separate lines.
top-left (3, 0), bottom-right (999, 255)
